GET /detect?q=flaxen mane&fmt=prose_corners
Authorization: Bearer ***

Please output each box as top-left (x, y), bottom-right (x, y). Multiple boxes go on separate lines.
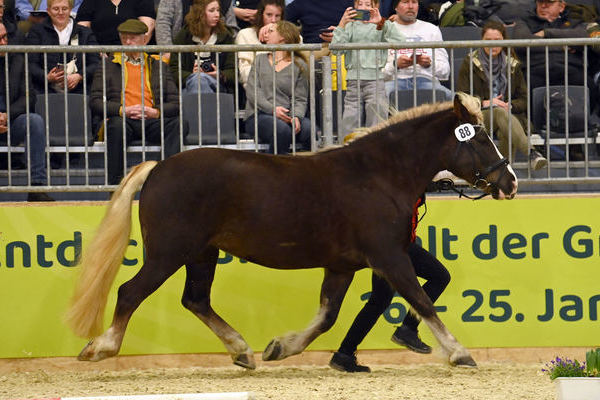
top-left (343, 92), bottom-right (483, 145)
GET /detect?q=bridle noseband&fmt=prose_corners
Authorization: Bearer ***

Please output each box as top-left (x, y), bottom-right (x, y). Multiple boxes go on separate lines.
top-left (450, 125), bottom-right (509, 199)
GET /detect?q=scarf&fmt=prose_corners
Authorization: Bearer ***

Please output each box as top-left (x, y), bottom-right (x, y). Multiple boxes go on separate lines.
top-left (477, 47), bottom-right (507, 100)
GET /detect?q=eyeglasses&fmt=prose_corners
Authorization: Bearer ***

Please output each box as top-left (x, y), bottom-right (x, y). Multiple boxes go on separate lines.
top-left (536, 0), bottom-right (561, 3)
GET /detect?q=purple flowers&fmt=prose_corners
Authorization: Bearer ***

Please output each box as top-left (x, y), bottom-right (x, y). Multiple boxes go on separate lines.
top-left (542, 356), bottom-right (587, 380)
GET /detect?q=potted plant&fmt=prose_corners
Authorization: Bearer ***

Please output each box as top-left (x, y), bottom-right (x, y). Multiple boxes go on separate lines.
top-left (543, 348), bottom-right (600, 400)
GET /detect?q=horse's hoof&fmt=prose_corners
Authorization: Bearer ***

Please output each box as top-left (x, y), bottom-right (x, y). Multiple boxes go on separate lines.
top-left (262, 339), bottom-right (282, 361)
top-left (451, 355), bottom-right (478, 368)
top-left (77, 341), bottom-right (117, 362)
top-left (233, 353), bottom-right (256, 370)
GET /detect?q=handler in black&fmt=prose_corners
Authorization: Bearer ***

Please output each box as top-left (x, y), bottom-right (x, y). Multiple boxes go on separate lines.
top-left (329, 193), bottom-right (451, 372)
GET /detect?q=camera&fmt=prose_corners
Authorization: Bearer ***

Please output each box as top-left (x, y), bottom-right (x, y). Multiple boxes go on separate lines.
top-left (200, 59), bottom-right (214, 72)
top-left (352, 9), bottom-right (370, 21)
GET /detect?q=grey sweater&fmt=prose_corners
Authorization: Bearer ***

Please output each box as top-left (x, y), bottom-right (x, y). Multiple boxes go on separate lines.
top-left (244, 53), bottom-right (308, 120)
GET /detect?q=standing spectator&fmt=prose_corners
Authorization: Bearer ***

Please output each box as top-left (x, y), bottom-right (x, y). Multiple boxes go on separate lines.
top-left (234, 0), bottom-right (259, 30)
top-left (235, 0), bottom-right (285, 88)
top-left (76, 0), bottom-right (156, 45)
top-left (457, 20), bottom-right (547, 170)
top-left (285, 0), bottom-right (353, 44)
top-left (26, 0), bottom-right (100, 95)
top-left (244, 20), bottom-right (311, 154)
top-left (169, 0), bottom-right (236, 93)
top-left (0, 22), bottom-right (53, 201)
top-left (155, 0), bottom-right (195, 49)
top-left (383, 0), bottom-right (452, 100)
top-left (91, 19), bottom-right (186, 185)
top-left (512, 0), bottom-right (600, 96)
top-left (331, 0), bottom-right (404, 140)
top-left (2, 0), bottom-right (19, 38)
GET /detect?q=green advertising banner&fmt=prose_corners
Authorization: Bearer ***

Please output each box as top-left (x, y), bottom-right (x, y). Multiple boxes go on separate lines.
top-left (0, 196), bottom-right (598, 359)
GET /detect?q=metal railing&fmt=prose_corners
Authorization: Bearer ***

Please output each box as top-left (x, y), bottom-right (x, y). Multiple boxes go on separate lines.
top-left (1, 38), bottom-right (599, 194)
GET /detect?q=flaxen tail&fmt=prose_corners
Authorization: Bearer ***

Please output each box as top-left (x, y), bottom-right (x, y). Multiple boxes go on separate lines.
top-left (65, 161), bottom-right (158, 338)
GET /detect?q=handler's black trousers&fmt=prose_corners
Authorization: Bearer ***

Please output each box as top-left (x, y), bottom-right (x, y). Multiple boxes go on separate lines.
top-left (338, 243), bottom-right (451, 356)
top-left (106, 116), bottom-right (185, 185)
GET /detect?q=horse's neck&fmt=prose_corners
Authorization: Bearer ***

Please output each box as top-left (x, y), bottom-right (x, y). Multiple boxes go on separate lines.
top-left (361, 122), bottom-right (451, 192)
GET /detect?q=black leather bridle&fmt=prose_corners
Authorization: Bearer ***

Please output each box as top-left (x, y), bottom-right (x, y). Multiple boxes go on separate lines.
top-left (448, 125), bottom-right (510, 199)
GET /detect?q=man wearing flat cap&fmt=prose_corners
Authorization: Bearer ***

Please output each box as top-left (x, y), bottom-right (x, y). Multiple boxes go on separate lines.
top-left (90, 18), bottom-right (187, 185)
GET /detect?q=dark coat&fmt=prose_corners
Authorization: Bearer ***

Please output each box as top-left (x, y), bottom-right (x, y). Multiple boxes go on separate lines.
top-left (90, 53), bottom-right (180, 118)
top-left (26, 17), bottom-right (100, 94)
top-left (0, 37), bottom-right (36, 121)
top-left (169, 26), bottom-right (236, 91)
top-left (512, 8), bottom-right (600, 72)
top-left (457, 50), bottom-right (532, 132)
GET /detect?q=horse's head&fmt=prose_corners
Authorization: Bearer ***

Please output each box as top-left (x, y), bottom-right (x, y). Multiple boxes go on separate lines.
top-left (446, 93), bottom-right (518, 200)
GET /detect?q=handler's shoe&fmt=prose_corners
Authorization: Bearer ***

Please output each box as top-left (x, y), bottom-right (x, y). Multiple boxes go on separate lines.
top-left (329, 351), bottom-right (371, 373)
top-left (391, 325), bottom-right (432, 354)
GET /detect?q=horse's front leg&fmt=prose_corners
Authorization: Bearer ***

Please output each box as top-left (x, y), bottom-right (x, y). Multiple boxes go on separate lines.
top-left (374, 250), bottom-right (476, 367)
top-left (262, 269), bottom-right (354, 361)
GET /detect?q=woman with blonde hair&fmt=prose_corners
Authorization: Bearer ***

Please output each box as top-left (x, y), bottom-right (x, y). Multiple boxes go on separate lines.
top-left (169, 0), bottom-right (235, 93)
top-left (244, 20), bottom-right (311, 154)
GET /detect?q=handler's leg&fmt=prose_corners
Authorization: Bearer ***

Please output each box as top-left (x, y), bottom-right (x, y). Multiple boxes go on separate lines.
top-left (181, 246), bottom-right (256, 369)
top-left (330, 273), bottom-right (395, 372)
top-left (373, 250), bottom-right (475, 367)
top-left (262, 269), bottom-right (354, 361)
top-left (392, 243), bottom-right (451, 354)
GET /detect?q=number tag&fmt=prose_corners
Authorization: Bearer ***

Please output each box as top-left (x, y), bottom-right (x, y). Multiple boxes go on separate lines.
top-left (454, 123), bottom-right (476, 142)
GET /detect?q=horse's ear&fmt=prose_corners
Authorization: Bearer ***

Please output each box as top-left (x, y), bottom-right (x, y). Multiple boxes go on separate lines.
top-left (453, 92), bottom-right (482, 124)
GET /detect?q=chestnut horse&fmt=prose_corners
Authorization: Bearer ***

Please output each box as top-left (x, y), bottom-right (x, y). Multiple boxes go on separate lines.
top-left (66, 93), bottom-right (517, 369)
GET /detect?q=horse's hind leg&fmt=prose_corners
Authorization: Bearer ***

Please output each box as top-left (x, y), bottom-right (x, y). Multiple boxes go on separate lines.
top-left (375, 251), bottom-right (476, 367)
top-left (262, 269), bottom-right (354, 361)
top-left (78, 259), bottom-right (181, 361)
top-left (182, 246), bottom-right (255, 370)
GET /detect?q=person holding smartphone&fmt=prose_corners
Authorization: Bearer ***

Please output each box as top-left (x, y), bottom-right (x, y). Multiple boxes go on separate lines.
top-left (26, 0), bottom-right (99, 95)
top-left (168, 0), bottom-right (235, 94)
top-left (331, 0), bottom-right (404, 142)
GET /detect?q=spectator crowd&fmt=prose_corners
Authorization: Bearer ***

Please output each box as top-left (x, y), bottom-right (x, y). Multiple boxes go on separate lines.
top-left (2, 0), bottom-right (600, 200)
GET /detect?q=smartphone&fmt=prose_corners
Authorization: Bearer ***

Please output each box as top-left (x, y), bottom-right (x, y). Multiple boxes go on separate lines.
top-left (319, 27), bottom-right (334, 34)
top-left (352, 9), bottom-right (370, 21)
top-left (55, 63), bottom-right (64, 71)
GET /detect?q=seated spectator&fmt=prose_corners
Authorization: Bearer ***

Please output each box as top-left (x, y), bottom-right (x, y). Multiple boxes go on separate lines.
top-left (169, 0), bottom-right (236, 94)
top-left (383, 0), bottom-right (452, 100)
top-left (285, 0), bottom-right (353, 44)
top-left (457, 20), bottom-right (547, 170)
top-left (235, 0), bottom-right (285, 88)
top-left (234, 0), bottom-right (259, 30)
top-left (332, 0), bottom-right (404, 140)
top-left (91, 19), bottom-right (186, 185)
top-left (155, 0), bottom-right (237, 59)
top-left (26, 0), bottom-right (100, 96)
top-left (76, 0), bottom-right (156, 45)
top-left (16, 0), bottom-right (82, 20)
top-left (244, 20), bottom-right (311, 154)
top-left (512, 0), bottom-right (600, 102)
top-left (0, 22), bottom-right (53, 201)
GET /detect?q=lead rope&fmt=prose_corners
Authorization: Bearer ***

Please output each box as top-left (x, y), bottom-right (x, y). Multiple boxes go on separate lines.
top-left (432, 178), bottom-right (490, 200)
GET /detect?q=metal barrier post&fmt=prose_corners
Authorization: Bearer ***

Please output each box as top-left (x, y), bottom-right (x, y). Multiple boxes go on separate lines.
top-left (321, 56), bottom-right (334, 147)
